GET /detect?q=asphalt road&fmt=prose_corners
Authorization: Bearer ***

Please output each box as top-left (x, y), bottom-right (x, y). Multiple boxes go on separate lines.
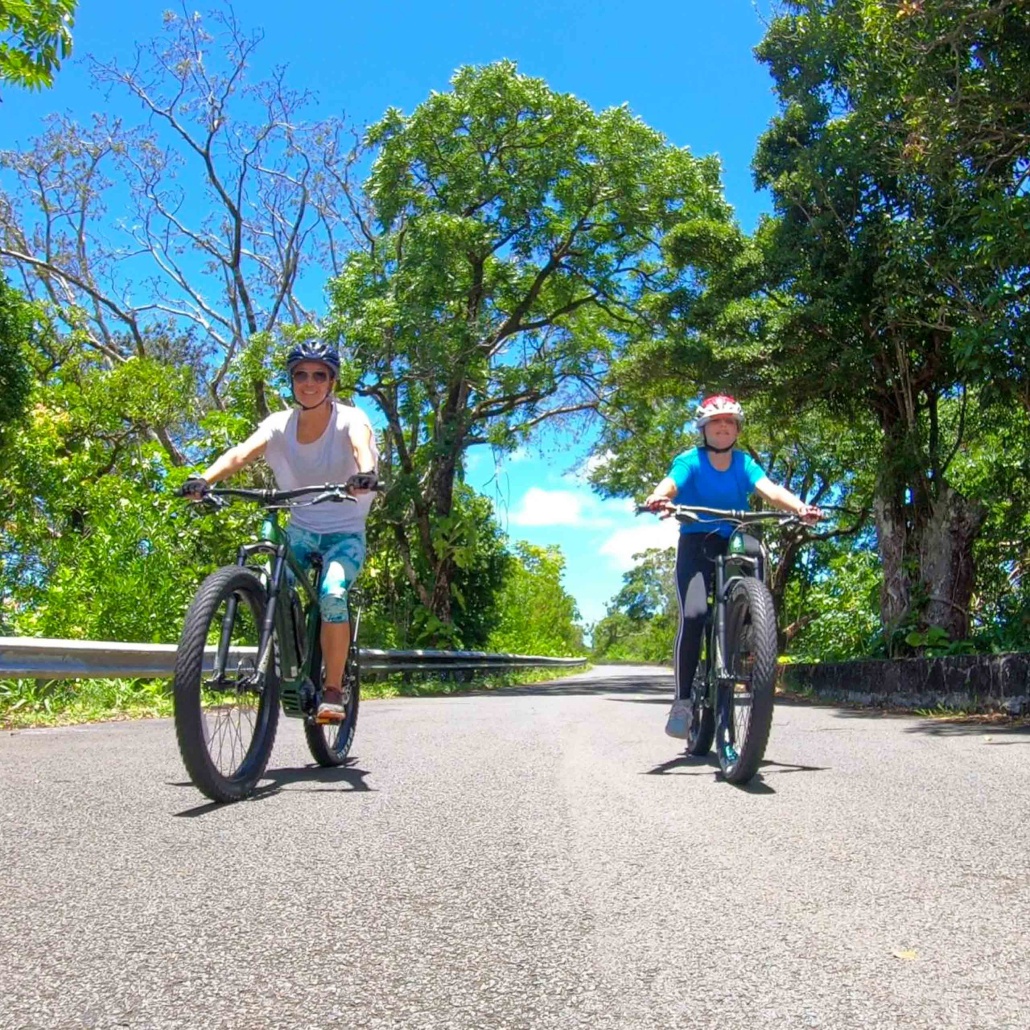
top-left (3, 665), bottom-right (1029, 1030)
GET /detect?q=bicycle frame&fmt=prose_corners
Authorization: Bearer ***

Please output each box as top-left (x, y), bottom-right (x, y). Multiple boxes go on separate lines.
top-left (209, 507), bottom-right (323, 719)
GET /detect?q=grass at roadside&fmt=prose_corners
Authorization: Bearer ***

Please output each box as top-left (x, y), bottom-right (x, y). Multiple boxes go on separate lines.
top-left (0, 664), bottom-right (590, 730)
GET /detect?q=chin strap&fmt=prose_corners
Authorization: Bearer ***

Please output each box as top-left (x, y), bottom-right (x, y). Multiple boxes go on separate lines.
top-left (702, 441), bottom-right (735, 454)
top-left (293, 392), bottom-right (333, 411)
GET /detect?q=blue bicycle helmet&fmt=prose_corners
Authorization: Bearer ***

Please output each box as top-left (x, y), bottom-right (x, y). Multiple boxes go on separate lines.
top-left (286, 339), bottom-right (340, 378)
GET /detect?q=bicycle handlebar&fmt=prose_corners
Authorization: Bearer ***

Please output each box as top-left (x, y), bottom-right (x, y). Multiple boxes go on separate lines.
top-left (198, 483), bottom-right (385, 510)
top-left (635, 503), bottom-right (803, 526)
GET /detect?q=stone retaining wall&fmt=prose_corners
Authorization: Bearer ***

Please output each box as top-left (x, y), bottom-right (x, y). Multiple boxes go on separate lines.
top-left (780, 652), bottom-right (1030, 715)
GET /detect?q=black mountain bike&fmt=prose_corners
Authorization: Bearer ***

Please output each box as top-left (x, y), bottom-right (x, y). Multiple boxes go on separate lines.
top-left (640, 504), bottom-right (801, 784)
top-left (174, 483), bottom-right (375, 803)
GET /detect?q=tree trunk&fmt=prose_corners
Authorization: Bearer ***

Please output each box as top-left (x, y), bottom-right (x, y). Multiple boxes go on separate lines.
top-left (918, 484), bottom-right (986, 640)
top-left (430, 563), bottom-right (454, 627)
top-left (874, 482), bottom-right (985, 647)
top-left (873, 491), bottom-right (910, 646)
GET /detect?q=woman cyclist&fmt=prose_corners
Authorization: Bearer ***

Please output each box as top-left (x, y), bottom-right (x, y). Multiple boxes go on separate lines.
top-left (181, 340), bottom-right (378, 724)
top-left (643, 395), bottom-right (821, 739)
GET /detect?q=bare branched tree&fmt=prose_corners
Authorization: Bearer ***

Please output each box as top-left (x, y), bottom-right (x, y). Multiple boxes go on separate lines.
top-left (0, 2), bottom-right (363, 450)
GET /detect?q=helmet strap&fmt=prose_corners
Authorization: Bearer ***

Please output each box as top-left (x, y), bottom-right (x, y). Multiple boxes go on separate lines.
top-left (701, 424), bottom-right (738, 454)
top-left (292, 388), bottom-right (334, 411)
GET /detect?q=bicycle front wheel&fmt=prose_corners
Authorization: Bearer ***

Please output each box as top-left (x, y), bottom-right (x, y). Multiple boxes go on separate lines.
top-left (718, 576), bottom-right (778, 784)
top-left (173, 566), bottom-right (281, 803)
top-left (304, 624), bottom-right (361, 767)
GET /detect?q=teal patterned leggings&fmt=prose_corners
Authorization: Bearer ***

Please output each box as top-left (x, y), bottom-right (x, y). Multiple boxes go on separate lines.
top-left (286, 524), bottom-right (366, 623)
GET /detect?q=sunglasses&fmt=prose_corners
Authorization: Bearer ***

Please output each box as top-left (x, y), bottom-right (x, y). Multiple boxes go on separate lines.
top-left (292, 369), bottom-right (330, 383)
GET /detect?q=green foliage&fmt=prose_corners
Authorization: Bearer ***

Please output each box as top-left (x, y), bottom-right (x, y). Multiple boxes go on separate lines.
top-left (0, 676), bottom-right (170, 726)
top-left (946, 397), bottom-right (1030, 652)
top-left (785, 549), bottom-right (882, 662)
top-left (591, 547), bottom-right (678, 663)
top-left (0, 279), bottom-right (35, 443)
top-left (361, 486), bottom-right (512, 650)
top-left (903, 625), bottom-right (976, 658)
top-left (732, 0), bottom-right (1027, 641)
top-left (0, 0), bottom-right (74, 90)
top-left (0, 346), bottom-right (249, 642)
top-left (487, 542), bottom-right (583, 656)
top-left (330, 59), bottom-right (736, 639)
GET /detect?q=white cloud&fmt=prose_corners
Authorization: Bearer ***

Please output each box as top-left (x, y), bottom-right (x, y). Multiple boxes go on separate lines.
top-left (574, 450), bottom-right (614, 481)
top-left (598, 518), bottom-right (679, 570)
top-left (508, 486), bottom-right (617, 528)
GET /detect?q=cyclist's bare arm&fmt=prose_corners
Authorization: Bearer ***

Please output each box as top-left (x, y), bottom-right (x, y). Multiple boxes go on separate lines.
top-left (202, 429), bottom-right (268, 484)
top-left (349, 422), bottom-right (377, 493)
top-left (753, 476), bottom-right (822, 523)
top-left (644, 476), bottom-right (678, 511)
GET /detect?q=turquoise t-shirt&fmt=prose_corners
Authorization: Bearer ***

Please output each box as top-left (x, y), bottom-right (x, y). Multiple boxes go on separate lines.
top-left (667, 447), bottom-right (766, 536)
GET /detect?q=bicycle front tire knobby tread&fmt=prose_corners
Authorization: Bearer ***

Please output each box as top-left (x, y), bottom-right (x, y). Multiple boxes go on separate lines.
top-left (720, 576), bottom-right (778, 784)
top-left (173, 566), bottom-right (281, 803)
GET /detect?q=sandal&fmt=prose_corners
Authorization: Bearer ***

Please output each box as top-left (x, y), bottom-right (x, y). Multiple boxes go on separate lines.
top-left (315, 688), bottom-right (346, 724)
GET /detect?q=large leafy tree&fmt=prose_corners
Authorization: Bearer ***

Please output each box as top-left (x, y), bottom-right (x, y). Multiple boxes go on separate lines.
top-left (0, 0), bottom-right (74, 91)
top-left (330, 60), bottom-right (735, 636)
top-left (746, 0), bottom-right (1029, 643)
top-left (861, 0), bottom-right (1030, 401)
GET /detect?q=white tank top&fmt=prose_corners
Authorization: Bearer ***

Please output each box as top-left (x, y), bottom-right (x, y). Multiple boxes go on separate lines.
top-left (253, 400), bottom-right (379, 533)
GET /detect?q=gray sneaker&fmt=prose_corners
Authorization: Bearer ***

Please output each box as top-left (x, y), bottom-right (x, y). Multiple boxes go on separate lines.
top-left (665, 699), bottom-right (691, 739)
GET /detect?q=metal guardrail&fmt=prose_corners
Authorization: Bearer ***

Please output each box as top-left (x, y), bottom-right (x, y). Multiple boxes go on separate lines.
top-left (0, 636), bottom-right (587, 680)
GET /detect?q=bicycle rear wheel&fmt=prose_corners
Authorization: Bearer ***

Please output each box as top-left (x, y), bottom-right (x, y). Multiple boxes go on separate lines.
top-left (304, 622), bottom-right (360, 767)
top-left (718, 576), bottom-right (777, 784)
top-left (173, 566), bottom-right (281, 803)
top-left (685, 635), bottom-right (715, 756)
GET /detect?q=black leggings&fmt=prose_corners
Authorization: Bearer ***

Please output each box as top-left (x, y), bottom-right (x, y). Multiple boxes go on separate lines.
top-left (673, 533), bottom-right (727, 701)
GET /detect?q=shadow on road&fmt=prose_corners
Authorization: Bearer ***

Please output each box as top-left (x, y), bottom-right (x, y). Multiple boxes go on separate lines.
top-left (903, 721), bottom-right (1030, 739)
top-left (642, 752), bottom-right (827, 795)
top-left (776, 695), bottom-right (1030, 737)
top-left (171, 760), bottom-right (374, 816)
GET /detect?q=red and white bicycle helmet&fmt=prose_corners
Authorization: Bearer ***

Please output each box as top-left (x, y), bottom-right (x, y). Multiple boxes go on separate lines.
top-left (695, 394), bottom-right (744, 428)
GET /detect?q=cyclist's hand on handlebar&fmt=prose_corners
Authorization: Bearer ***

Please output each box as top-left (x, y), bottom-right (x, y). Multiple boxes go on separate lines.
top-left (347, 471), bottom-right (378, 494)
top-left (798, 503), bottom-right (823, 525)
top-left (180, 477), bottom-right (211, 501)
top-left (642, 494), bottom-right (671, 514)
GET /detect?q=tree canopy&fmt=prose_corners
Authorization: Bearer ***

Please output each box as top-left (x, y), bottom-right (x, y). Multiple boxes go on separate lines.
top-left (0, 0), bottom-right (74, 91)
top-left (330, 60), bottom-right (737, 635)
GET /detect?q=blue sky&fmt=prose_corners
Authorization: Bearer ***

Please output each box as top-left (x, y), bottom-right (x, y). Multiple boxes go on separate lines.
top-left (2, 0), bottom-right (781, 629)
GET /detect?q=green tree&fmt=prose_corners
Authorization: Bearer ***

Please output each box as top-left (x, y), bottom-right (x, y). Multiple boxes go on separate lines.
top-left (591, 547), bottom-right (678, 664)
top-left (0, 0), bottom-right (74, 91)
top-left (0, 341), bottom-right (245, 641)
top-left (0, 278), bottom-right (34, 443)
top-left (745, 0), bottom-right (1030, 644)
top-left (361, 485), bottom-right (512, 649)
top-left (488, 542), bottom-right (583, 656)
top-left (858, 0), bottom-right (1030, 401)
top-left (330, 60), bottom-right (736, 639)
